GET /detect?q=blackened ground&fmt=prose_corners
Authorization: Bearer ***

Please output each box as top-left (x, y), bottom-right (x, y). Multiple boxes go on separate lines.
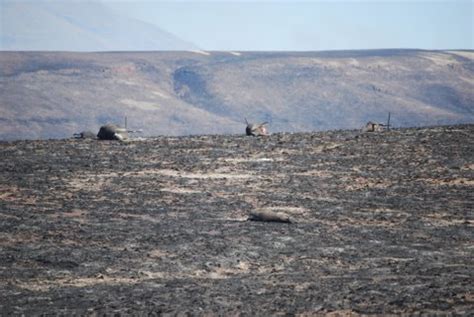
top-left (0, 125), bottom-right (473, 315)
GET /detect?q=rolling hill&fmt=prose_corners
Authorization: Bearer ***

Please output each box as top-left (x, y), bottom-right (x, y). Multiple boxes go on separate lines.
top-left (0, 1), bottom-right (198, 51)
top-left (0, 49), bottom-right (473, 140)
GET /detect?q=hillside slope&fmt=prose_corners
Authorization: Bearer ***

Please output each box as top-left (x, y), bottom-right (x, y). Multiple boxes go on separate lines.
top-left (0, 1), bottom-right (197, 51)
top-left (0, 50), bottom-right (473, 140)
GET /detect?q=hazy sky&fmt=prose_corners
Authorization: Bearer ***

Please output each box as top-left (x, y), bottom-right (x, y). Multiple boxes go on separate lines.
top-left (103, 0), bottom-right (474, 50)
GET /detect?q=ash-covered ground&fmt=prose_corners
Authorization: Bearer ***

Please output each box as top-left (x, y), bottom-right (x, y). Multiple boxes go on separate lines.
top-left (0, 125), bottom-right (473, 315)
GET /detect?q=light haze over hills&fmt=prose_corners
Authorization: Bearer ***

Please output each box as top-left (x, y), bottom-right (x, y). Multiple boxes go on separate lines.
top-left (1, 0), bottom-right (472, 51)
top-left (105, 0), bottom-right (473, 51)
top-left (0, 0), bottom-right (198, 51)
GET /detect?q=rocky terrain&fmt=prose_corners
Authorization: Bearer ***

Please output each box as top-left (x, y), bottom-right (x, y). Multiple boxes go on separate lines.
top-left (1, 50), bottom-right (473, 140)
top-left (0, 124), bottom-right (473, 315)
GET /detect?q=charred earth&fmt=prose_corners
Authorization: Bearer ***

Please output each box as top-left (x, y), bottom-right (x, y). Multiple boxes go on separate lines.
top-left (0, 125), bottom-right (473, 315)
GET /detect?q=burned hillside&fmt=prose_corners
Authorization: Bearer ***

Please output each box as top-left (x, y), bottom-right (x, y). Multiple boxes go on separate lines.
top-left (0, 125), bottom-right (473, 315)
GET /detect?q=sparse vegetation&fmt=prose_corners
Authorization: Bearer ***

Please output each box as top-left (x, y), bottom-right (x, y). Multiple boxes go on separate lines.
top-left (1, 50), bottom-right (473, 140)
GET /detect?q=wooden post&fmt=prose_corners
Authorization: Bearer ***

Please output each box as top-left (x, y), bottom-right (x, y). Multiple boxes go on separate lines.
top-left (387, 112), bottom-right (391, 131)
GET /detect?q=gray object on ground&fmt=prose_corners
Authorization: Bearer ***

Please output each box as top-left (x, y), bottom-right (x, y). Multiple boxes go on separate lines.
top-left (97, 124), bottom-right (129, 141)
top-left (247, 210), bottom-right (291, 223)
top-left (73, 131), bottom-right (96, 139)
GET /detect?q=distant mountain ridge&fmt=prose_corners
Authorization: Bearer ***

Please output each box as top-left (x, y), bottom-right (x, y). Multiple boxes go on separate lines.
top-left (0, 50), bottom-right (473, 140)
top-left (0, 1), bottom-right (198, 51)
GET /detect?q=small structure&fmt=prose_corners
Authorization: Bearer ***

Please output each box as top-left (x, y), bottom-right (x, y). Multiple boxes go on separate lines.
top-left (362, 121), bottom-right (385, 133)
top-left (73, 131), bottom-right (96, 139)
top-left (245, 118), bottom-right (269, 136)
top-left (362, 113), bottom-right (391, 133)
top-left (97, 124), bottom-right (129, 141)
